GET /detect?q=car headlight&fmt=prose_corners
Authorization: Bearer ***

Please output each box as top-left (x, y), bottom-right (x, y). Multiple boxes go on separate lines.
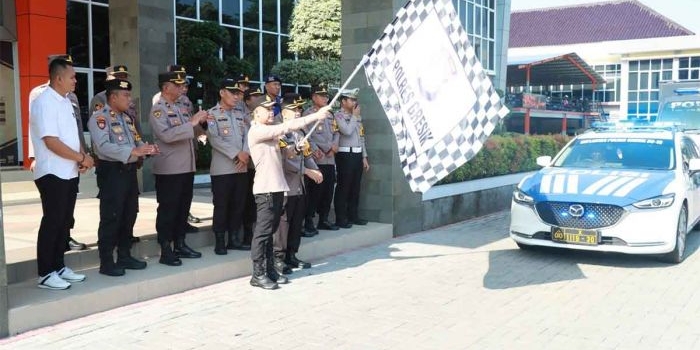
top-left (513, 189), bottom-right (534, 205)
top-left (632, 194), bottom-right (675, 209)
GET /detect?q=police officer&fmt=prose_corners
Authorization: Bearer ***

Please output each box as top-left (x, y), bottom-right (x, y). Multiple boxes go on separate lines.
top-left (88, 79), bottom-right (156, 276)
top-left (150, 71), bottom-right (208, 266)
top-left (152, 65), bottom-right (202, 231)
top-left (241, 87), bottom-right (264, 246)
top-left (28, 54), bottom-right (89, 251)
top-left (334, 89), bottom-right (370, 228)
top-left (247, 96), bottom-right (331, 290)
top-left (274, 94), bottom-right (323, 274)
top-left (207, 78), bottom-right (251, 254)
top-left (263, 75), bottom-right (283, 117)
top-left (303, 84), bottom-right (339, 234)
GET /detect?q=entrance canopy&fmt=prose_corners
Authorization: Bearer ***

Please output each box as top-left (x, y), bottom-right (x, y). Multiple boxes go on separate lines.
top-left (507, 52), bottom-right (606, 87)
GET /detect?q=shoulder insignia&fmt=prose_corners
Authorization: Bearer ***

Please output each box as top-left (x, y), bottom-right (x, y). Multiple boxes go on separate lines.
top-left (94, 102), bottom-right (104, 112)
top-left (96, 115), bottom-right (106, 129)
top-left (153, 110), bottom-right (162, 118)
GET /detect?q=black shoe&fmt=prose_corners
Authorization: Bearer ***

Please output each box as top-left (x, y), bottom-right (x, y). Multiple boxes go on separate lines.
top-left (214, 232), bottom-right (227, 255)
top-left (174, 240), bottom-right (202, 258)
top-left (226, 241), bottom-right (252, 251)
top-left (68, 238), bottom-right (88, 251)
top-left (250, 274), bottom-right (278, 290)
top-left (335, 221), bottom-right (353, 229)
top-left (304, 222), bottom-right (319, 235)
top-left (99, 264), bottom-right (126, 276)
top-left (270, 258), bottom-right (291, 283)
top-left (185, 223), bottom-right (199, 233)
top-left (301, 230), bottom-right (317, 238)
top-left (159, 242), bottom-right (183, 266)
top-left (317, 220), bottom-right (339, 231)
top-left (351, 219), bottom-right (368, 225)
top-left (130, 236), bottom-right (140, 243)
top-left (187, 213), bottom-right (201, 223)
top-left (287, 254), bottom-right (311, 269)
top-left (116, 255), bottom-right (147, 270)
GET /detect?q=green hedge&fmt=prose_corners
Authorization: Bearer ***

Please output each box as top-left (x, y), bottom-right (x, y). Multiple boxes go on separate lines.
top-left (436, 133), bottom-right (571, 185)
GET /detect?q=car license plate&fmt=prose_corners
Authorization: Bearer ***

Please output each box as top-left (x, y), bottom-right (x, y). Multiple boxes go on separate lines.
top-left (551, 227), bottom-right (599, 245)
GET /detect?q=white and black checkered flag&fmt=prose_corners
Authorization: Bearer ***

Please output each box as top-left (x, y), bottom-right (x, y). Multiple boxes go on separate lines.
top-left (363, 0), bottom-right (509, 193)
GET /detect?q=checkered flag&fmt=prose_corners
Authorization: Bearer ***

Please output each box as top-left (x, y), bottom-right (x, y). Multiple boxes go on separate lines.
top-left (363, 0), bottom-right (509, 193)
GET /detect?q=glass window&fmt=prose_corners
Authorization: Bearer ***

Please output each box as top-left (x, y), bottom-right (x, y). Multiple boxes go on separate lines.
top-left (467, 3), bottom-right (473, 31)
top-left (280, 0), bottom-right (294, 33)
top-left (243, 0), bottom-right (259, 29)
top-left (176, 0), bottom-right (197, 18)
top-left (640, 72), bottom-right (648, 89)
top-left (222, 0), bottom-right (241, 26)
top-left (628, 73), bottom-right (638, 90)
top-left (75, 72), bottom-right (89, 129)
top-left (489, 10), bottom-right (494, 38)
top-left (200, 0), bottom-right (219, 21)
top-left (680, 58), bottom-right (689, 69)
top-left (242, 30), bottom-right (260, 78)
top-left (67, 2), bottom-right (89, 67)
top-left (692, 57), bottom-right (700, 67)
top-left (223, 27), bottom-right (240, 58)
top-left (91, 5), bottom-right (110, 70)
top-left (280, 35), bottom-right (294, 60)
top-left (680, 70), bottom-right (689, 80)
top-left (262, 1), bottom-right (278, 32)
top-left (693, 70), bottom-right (700, 80)
top-left (629, 61), bottom-right (638, 72)
top-left (262, 33), bottom-right (278, 76)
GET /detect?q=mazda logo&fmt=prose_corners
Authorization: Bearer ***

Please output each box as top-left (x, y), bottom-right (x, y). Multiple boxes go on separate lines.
top-left (569, 204), bottom-right (585, 218)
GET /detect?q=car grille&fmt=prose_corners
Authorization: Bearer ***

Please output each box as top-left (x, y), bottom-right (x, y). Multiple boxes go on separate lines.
top-left (535, 202), bottom-right (625, 229)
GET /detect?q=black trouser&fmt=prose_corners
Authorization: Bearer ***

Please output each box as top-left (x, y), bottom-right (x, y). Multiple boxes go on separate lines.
top-left (96, 161), bottom-right (139, 255)
top-left (34, 174), bottom-right (79, 277)
top-left (251, 192), bottom-right (284, 264)
top-left (242, 168), bottom-right (256, 242)
top-left (274, 195), bottom-right (305, 255)
top-left (305, 164), bottom-right (336, 224)
top-left (155, 172), bottom-right (194, 243)
top-left (211, 172), bottom-right (248, 236)
top-left (334, 152), bottom-right (363, 223)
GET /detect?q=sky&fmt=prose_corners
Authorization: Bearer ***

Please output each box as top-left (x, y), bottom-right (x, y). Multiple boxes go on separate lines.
top-left (510, 0), bottom-right (700, 35)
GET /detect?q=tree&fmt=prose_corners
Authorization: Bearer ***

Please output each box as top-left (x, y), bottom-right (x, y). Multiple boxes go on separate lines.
top-left (271, 59), bottom-right (341, 87)
top-left (288, 0), bottom-right (341, 60)
top-left (177, 20), bottom-right (228, 108)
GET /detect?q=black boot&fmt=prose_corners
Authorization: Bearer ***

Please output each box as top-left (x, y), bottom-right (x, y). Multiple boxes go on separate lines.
top-left (174, 238), bottom-right (202, 258)
top-left (317, 218), bottom-right (339, 231)
top-left (268, 255), bottom-right (289, 284)
top-left (303, 220), bottom-right (319, 237)
top-left (250, 262), bottom-right (278, 290)
top-left (226, 231), bottom-right (251, 251)
top-left (287, 253), bottom-right (311, 269)
top-left (99, 251), bottom-right (126, 276)
top-left (159, 241), bottom-right (182, 266)
top-left (214, 232), bottom-right (227, 255)
top-left (116, 249), bottom-right (147, 270)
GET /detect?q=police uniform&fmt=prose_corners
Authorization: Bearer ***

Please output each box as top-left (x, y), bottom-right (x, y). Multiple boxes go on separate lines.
top-left (334, 88), bottom-right (368, 228)
top-left (303, 84), bottom-right (340, 233)
top-left (207, 79), bottom-right (250, 255)
top-left (88, 79), bottom-right (148, 277)
top-left (150, 71), bottom-right (203, 266)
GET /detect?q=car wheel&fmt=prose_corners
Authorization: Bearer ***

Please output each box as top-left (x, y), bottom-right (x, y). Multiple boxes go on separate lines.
top-left (661, 205), bottom-right (687, 264)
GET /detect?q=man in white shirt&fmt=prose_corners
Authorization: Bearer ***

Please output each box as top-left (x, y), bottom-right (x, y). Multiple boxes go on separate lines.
top-left (30, 57), bottom-right (95, 290)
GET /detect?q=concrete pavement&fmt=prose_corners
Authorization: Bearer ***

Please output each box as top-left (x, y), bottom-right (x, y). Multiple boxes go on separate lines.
top-left (3, 211), bottom-right (700, 349)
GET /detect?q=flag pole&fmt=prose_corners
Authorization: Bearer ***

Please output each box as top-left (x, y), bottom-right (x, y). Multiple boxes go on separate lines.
top-left (298, 55), bottom-right (369, 148)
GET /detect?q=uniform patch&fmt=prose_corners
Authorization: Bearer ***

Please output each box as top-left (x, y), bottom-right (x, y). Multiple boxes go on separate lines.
top-left (96, 115), bottom-right (106, 129)
top-left (153, 110), bottom-right (162, 118)
top-left (111, 125), bottom-right (124, 134)
top-left (94, 103), bottom-right (104, 112)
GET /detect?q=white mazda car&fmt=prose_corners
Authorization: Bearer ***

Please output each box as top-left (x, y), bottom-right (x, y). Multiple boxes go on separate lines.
top-left (510, 123), bottom-right (700, 263)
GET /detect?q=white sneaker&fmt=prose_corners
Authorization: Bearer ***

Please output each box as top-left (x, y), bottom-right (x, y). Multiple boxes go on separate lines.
top-left (38, 271), bottom-right (71, 290)
top-left (58, 267), bottom-right (86, 282)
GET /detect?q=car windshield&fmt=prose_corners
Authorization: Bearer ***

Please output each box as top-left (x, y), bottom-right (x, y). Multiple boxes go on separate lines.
top-left (658, 101), bottom-right (700, 129)
top-left (553, 137), bottom-right (675, 170)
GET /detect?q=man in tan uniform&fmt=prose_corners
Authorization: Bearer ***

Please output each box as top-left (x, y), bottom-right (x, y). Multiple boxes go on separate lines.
top-left (247, 97), bottom-right (331, 290)
top-left (206, 78), bottom-right (251, 254)
top-left (150, 71), bottom-right (208, 266)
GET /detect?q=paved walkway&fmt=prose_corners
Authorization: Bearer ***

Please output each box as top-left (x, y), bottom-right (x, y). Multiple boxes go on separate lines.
top-left (3, 211), bottom-right (700, 349)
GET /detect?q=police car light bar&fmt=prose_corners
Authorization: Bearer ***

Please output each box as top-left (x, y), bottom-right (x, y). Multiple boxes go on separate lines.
top-left (590, 120), bottom-right (682, 132)
top-left (674, 88), bottom-right (700, 95)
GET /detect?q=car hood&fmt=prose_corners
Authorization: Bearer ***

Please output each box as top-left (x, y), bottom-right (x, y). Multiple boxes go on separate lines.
top-left (519, 167), bottom-right (677, 206)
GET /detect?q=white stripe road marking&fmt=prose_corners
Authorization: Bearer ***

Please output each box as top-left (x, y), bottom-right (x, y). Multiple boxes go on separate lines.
top-left (612, 178), bottom-right (647, 197)
top-left (582, 176), bottom-right (619, 195)
top-left (566, 175), bottom-right (578, 194)
top-left (552, 174), bottom-right (566, 193)
top-left (541, 174), bottom-right (552, 193)
top-left (597, 177), bottom-right (635, 196)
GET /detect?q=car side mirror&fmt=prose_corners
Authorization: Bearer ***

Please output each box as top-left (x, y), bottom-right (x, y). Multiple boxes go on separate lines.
top-left (536, 156), bottom-right (552, 167)
top-left (688, 158), bottom-right (700, 173)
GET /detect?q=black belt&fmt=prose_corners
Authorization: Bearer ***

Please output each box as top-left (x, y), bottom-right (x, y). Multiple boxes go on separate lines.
top-left (99, 160), bottom-right (138, 171)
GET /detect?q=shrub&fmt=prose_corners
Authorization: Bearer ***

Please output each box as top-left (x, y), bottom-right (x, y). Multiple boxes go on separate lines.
top-left (436, 134), bottom-right (570, 184)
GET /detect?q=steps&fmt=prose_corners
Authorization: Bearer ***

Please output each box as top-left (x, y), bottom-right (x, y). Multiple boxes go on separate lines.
top-left (6, 222), bottom-right (393, 335)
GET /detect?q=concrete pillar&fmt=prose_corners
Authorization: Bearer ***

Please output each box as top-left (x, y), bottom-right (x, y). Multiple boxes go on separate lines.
top-left (342, 0), bottom-right (424, 236)
top-left (108, 0), bottom-right (175, 192)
